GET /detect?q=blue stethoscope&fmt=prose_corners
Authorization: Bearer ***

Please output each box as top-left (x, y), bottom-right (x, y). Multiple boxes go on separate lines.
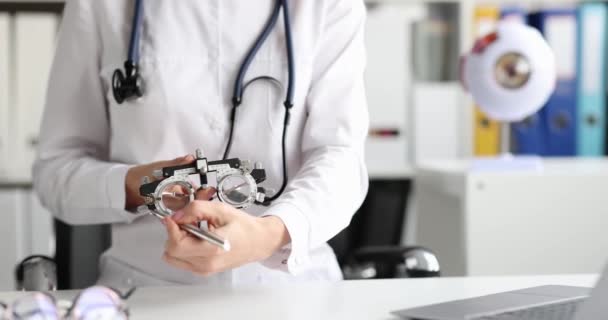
top-left (112, 0), bottom-right (296, 204)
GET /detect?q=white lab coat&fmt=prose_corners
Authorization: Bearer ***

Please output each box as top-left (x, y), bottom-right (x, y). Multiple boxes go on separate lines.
top-left (34, 0), bottom-right (369, 287)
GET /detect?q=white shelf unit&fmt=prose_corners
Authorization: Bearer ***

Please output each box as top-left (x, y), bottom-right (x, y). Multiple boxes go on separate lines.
top-left (364, 0), bottom-right (476, 179)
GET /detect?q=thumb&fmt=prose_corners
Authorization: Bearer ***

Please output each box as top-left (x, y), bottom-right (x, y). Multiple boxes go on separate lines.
top-left (156, 154), bottom-right (195, 169)
top-left (150, 155), bottom-right (195, 178)
top-left (169, 154), bottom-right (196, 166)
top-left (173, 201), bottom-right (226, 226)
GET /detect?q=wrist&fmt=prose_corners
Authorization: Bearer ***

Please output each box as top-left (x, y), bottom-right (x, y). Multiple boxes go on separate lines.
top-left (108, 164), bottom-right (133, 211)
top-left (125, 167), bottom-right (144, 210)
top-left (259, 216), bottom-right (290, 257)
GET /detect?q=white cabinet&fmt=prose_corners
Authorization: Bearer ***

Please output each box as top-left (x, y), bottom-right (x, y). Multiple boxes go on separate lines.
top-left (0, 188), bottom-right (54, 291)
top-left (364, 3), bottom-right (426, 179)
top-left (411, 83), bottom-right (464, 163)
top-left (0, 190), bottom-right (26, 291)
top-left (0, 13), bottom-right (9, 178)
top-left (414, 158), bottom-right (608, 277)
top-left (12, 12), bottom-right (58, 181)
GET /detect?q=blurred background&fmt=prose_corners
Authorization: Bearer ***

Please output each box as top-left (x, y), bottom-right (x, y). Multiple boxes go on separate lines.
top-left (1, 0), bottom-right (608, 290)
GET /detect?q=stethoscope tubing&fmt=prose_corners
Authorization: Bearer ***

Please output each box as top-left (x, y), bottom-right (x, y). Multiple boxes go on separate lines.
top-left (128, 0), bottom-right (144, 65)
top-left (119, 0), bottom-right (297, 207)
top-left (281, 0), bottom-right (296, 107)
top-left (232, 0), bottom-right (283, 106)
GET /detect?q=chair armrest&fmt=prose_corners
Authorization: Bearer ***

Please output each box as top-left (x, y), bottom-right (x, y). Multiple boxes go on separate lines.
top-left (15, 255), bottom-right (57, 291)
top-left (344, 245), bottom-right (441, 279)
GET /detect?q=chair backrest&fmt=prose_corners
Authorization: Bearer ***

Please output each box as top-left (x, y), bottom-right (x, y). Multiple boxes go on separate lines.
top-left (328, 180), bottom-right (411, 266)
top-left (54, 219), bottom-right (111, 289)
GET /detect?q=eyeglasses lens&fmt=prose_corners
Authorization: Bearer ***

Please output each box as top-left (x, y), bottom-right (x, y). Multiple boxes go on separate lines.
top-left (12, 293), bottom-right (58, 320)
top-left (72, 287), bottom-right (127, 320)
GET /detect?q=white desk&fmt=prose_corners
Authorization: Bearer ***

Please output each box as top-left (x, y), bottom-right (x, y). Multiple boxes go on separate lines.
top-left (0, 275), bottom-right (597, 320)
top-left (413, 158), bottom-right (608, 277)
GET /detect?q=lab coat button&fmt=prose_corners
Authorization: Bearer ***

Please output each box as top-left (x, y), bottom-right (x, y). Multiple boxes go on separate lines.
top-left (281, 259), bottom-right (288, 265)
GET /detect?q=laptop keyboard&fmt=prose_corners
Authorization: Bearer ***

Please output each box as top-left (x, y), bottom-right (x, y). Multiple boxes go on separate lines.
top-left (472, 299), bottom-right (585, 320)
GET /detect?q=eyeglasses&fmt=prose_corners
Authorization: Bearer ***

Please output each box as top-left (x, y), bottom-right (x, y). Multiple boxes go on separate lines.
top-left (0, 286), bottom-right (135, 320)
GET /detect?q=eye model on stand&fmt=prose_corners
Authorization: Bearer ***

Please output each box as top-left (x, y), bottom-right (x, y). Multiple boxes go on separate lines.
top-left (137, 149), bottom-right (269, 251)
top-left (460, 21), bottom-right (557, 170)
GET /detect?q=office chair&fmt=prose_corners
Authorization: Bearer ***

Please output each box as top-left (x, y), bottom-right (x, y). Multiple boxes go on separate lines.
top-left (15, 221), bottom-right (110, 291)
top-left (16, 220), bottom-right (111, 290)
top-left (329, 180), bottom-right (441, 279)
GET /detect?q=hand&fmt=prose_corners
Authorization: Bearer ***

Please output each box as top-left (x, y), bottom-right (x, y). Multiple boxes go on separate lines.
top-left (162, 200), bottom-right (290, 276)
top-left (124, 155), bottom-right (196, 210)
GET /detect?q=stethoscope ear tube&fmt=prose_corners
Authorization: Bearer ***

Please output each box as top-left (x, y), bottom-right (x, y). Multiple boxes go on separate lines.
top-left (232, 0), bottom-right (283, 105)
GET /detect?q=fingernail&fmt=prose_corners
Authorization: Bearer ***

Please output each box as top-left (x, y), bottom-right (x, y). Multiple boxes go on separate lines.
top-left (173, 210), bottom-right (184, 221)
top-left (161, 217), bottom-right (168, 226)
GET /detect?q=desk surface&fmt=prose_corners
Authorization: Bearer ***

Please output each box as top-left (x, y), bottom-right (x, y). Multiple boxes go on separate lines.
top-left (0, 274), bottom-right (597, 320)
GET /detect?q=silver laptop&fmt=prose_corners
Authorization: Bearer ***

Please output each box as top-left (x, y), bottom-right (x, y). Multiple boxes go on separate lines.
top-left (392, 266), bottom-right (608, 320)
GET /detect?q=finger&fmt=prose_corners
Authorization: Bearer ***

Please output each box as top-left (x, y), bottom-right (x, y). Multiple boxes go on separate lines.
top-left (164, 217), bottom-right (187, 244)
top-left (165, 217), bottom-right (225, 258)
top-left (164, 218), bottom-right (202, 258)
top-left (147, 155), bottom-right (196, 182)
top-left (195, 187), bottom-right (217, 201)
top-left (186, 177), bottom-right (214, 200)
top-left (174, 154), bottom-right (196, 164)
top-left (173, 201), bottom-right (226, 225)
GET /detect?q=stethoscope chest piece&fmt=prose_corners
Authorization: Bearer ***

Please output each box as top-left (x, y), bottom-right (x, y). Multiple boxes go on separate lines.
top-left (112, 63), bottom-right (144, 104)
top-left (113, 0), bottom-right (145, 104)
